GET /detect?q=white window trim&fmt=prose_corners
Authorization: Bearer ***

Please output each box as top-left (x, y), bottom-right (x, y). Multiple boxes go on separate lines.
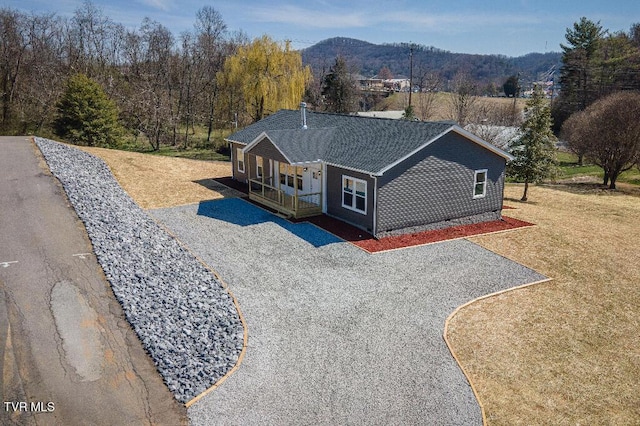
top-left (473, 169), bottom-right (488, 198)
top-left (256, 156), bottom-right (263, 178)
top-left (342, 175), bottom-right (367, 214)
top-left (237, 147), bottom-right (245, 173)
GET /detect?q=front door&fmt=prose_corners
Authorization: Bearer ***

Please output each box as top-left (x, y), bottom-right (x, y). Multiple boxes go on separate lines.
top-left (308, 166), bottom-right (321, 193)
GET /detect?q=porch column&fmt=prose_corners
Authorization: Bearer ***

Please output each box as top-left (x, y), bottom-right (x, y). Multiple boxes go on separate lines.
top-left (276, 161), bottom-right (282, 205)
top-left (294, 165), bottom-right (299, 213)
top-left (261, 157), bottom-right (265, 198)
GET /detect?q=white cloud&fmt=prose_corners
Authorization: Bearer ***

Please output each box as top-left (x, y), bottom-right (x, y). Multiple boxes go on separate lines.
top-left (246, 3), bottom-right (543, 36)
top-left (136, 0), bottom-right (173, 12)
top-left (247, 4), bottom-right (368, 28)
top-left (381, 11), bottom-right (541, 33)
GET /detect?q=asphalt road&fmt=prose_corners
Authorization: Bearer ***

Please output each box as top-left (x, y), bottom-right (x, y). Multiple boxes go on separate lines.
top-left (0, 137), bottom-right (186, 425)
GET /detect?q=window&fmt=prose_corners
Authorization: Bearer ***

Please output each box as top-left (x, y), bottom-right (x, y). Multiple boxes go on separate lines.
top-left (342, 176), bottom-right (367, 214)
top-left (237, 147), bottom-right (245, 173)
top-left (256, 156), bottom-right (263, 178)
top-left (474, 169), bottom-right (487, 198)
top-left (296, 172), bottom-right (303, 190)
top-left (279, 164), bottom-right (303, 190)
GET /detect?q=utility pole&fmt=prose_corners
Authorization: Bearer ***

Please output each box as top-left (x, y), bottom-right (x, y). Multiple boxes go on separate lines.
top-left (408, 44), bottom-right (414, 108)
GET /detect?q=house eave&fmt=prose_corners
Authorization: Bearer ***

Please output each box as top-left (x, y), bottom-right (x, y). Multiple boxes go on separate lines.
top-left (323, 161), bottom-right (379, 177)
top-left (242, 131), bottom-right (294, 164)
top-left (375, 124), bottom-right (514, 176)
top-left (452, 126), bottom-right (515, 161)
top-left (225, 137), bottom-right (247, 146)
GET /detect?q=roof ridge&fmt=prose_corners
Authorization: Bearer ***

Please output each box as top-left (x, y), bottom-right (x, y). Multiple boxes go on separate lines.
top-left (305, 109), bottom-right (460, 126)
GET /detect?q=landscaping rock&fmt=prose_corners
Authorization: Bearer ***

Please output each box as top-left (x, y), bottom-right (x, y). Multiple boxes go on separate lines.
top-left (34, 138), bottom-right (243, 404)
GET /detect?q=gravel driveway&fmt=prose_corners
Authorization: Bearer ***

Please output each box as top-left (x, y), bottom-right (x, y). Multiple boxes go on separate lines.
top-left (151, 198), bottom-right (547, 425)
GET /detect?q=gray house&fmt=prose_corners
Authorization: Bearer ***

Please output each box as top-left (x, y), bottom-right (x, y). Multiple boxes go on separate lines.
top-left (226, 106), bottom-right (513, 238)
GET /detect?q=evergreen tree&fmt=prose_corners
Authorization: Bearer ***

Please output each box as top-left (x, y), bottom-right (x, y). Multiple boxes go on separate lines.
top-left (322, 56), bottom-right (358, 113)
top-left (560, 17), bottom-right (605, 108)
top-left (508, 85), bottom-right (557, 201)
top-left (503, 75), bottom-right (520, 98)
top-left (402, 104), bottom-right (415, 120)
top-left (552, 17), bottom-right (605, 131)
top-left (54, 74), bottom-right (121, 147)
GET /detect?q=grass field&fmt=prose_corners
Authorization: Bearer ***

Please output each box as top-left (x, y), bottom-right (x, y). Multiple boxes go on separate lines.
top-left (79, 145), bottom-right (640, 424)
top-left (116, 127), bottom-right (232, 162)
top-left (77, 146), bottom-right (235, 209)
top-left (378, 92), bottom-right (527, 122)
top-left (451, 184), bottom-right (640, 424)
top-left (556, 151), bottom-right (640, 186)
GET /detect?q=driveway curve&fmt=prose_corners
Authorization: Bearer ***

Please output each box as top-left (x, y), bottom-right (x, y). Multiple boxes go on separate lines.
top-left (151, 198), bottom-right (547, 425)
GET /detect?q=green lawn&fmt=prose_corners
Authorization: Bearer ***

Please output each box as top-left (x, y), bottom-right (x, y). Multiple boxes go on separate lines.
top-left (556, 151), bottom-right (640, 185)
top-left (119, 127), bottom-right (232, 162)
top-left (143, 145), bottom-right (229, 162)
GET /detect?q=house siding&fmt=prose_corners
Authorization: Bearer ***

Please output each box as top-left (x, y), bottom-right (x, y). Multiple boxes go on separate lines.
top-left (231, 142), bottom-right (248, 183)
top-left (326, 165), bottom-right (375, 233)
top-left (245, 154), bottom-right (275, 183)
top-left (245, 136), bottom-right (289, 163)
top-left (376, 132), bottom-right (505, 236)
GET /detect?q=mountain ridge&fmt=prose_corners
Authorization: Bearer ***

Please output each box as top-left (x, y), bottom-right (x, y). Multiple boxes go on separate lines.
top-left (302, 37), bottom-right (562, 88)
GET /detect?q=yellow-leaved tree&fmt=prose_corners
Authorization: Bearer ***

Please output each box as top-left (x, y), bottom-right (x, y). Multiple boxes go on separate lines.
top-left (218, 35), bottom-right (312, 123)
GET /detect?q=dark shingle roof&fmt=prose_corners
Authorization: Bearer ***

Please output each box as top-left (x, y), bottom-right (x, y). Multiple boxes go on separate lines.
top-left (227, 109), bottom-right (508, 175)
top-left (258, 127), bottom-right (337, 163)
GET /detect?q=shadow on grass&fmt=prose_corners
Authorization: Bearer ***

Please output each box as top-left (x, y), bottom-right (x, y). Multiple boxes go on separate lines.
top-left (196, 198), bottom-right (343, 248)
top-left (540, 182), bottom-right (640, 197)
top-left (192, 178), bottom-right (245, 198)
top-left (504, 196), bottom-right (540, 206)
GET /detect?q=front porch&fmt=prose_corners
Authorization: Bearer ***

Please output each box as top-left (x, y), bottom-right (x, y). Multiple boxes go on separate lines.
top-left (248, 178), bottom-right (322, 219)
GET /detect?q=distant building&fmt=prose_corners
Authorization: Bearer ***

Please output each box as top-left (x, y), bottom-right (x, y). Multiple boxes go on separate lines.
top-left (358, 77), bottom-right (410, 92)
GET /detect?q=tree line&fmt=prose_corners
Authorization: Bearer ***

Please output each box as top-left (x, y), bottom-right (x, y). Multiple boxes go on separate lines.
top-left (0, 2), bottom-right (310, 149)
top-left (554, 17), bottom-right (640, 188)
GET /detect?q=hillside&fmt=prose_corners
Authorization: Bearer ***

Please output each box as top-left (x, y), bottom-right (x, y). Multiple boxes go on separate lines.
top-left (302, 37), bottom-right (562, 88)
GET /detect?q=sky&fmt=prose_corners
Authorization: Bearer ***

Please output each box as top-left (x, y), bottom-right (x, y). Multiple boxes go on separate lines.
top-left (6, 0), bottom-right (640, 56)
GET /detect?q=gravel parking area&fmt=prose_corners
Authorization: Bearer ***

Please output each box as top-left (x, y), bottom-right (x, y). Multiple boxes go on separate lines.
top-left (151, 198), bottom-right (547, 425)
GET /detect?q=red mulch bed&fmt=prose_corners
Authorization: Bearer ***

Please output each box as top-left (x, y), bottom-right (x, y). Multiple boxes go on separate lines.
top-left (301, 215), bottom-right (534, 253)
top-left (355, 216), bottom-right (533, 253)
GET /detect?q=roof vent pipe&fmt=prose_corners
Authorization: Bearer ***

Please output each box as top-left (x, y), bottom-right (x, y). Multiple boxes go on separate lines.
top-left (300, 102), bottom-right (308, 129)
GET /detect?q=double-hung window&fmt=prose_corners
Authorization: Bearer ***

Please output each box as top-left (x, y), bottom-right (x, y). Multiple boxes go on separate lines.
top-left (256, 156), bottom-right (263, 179)
top-left (342, 176), bottom-right (367, 214)
top-left (237, 147), bottom-right (245, 173)
top-left (473, 169), bottom-right (487, 198)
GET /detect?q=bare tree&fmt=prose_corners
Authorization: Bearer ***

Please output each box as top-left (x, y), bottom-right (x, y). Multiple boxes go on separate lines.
top-left (562, 91), bottom-right (640, 189)
top-left (120, 19), bottom-right (175, 150)
top-left (560, 109), bottom-right (589, 165)
top-left (216, 30), bottom-right (249, 129)
top-left (448, 72), bottom-right (478, 126)
top-left (23, 13), bottom-right (67, 133)
top-left (0, 9), bottom-right (29, 132)
top-left (193, 6), bottom-right (227, 143)
top-left (67, 1), bottom-right (123, 77)
top-left (414, 66), bottom-right (440, 121)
